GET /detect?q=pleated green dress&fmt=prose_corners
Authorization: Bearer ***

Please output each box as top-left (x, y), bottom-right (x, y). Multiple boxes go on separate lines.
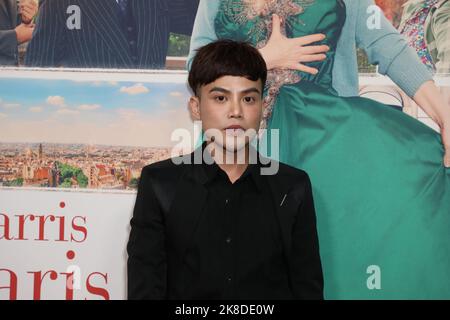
top-left (215, 0), bottom-right (450, 299)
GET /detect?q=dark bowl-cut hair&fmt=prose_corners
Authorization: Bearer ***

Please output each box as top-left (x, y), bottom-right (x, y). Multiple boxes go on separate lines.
top-left (188, 39), bottom-right (267, 96)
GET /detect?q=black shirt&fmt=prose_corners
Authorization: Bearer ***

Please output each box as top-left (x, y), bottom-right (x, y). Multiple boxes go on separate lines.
top-left (182, 157), bottom-right (293, 300)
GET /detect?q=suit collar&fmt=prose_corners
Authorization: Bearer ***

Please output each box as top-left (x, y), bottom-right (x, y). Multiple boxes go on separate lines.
top-left (187, 142), bottom-right (270, 192)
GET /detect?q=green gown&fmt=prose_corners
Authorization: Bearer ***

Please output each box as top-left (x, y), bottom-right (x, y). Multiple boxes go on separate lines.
top-left (215, 0), bottom-right (450, 299)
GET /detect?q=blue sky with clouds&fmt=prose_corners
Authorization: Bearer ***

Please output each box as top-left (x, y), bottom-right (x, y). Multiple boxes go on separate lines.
top-left (0, 78), bottom-right (195, 147)
top-left (0, 79), bottom-right (190, 115)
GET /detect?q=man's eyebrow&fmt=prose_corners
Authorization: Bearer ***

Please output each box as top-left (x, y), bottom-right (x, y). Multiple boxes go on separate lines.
top-left (241, 87), bottom-right (261, 95)
top-left (209, 87), bottom-right (230, 94)
top-left (208, 87), bottom-right (261, 94)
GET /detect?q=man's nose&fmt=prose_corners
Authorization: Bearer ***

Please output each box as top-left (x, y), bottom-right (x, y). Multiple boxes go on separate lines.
top-left (229, 99), bottom-right (243, 118)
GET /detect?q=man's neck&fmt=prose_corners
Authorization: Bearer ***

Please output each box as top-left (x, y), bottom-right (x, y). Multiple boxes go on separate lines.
top-left (218, 161), bottom-right (249, 184)
top-left (207, 142), bottom-right (250, 184)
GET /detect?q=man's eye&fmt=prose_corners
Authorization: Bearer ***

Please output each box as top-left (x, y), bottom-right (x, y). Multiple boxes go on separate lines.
top-left (244, 96), bottom-right (256, 103)
top-left (214, 96), bottom-right (226, 102)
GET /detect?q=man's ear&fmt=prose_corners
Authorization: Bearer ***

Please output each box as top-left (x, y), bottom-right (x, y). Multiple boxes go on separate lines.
top-left (189, 96), bottom-right (201, 120)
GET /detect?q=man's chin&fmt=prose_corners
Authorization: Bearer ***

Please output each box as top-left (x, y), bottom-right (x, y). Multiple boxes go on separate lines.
top-left (223, 143), bottom-right (247, 153)
top-left (220, 135), bottom-right (250, 151)
top-left (207, 138), bottom-right (248, 155)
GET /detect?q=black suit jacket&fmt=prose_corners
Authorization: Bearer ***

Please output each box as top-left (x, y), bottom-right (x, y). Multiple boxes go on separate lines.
top-left (25, 0), bottom-right (199, 68)
top-left (127, 149), bottom-right (324, 300)
top-left (0, 0), bottom-right (19, 65)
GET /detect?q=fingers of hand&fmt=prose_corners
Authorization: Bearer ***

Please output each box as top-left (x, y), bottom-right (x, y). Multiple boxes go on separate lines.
top-left (444, 141), bottom-right (450, 167)
top-left (21, 8), bottom-right (34, 18)
top-left (444, 153), bottom-right (450, 167)
top-left (293, 63), bottom-right (318, 75)
top-left (298, 54), bottom-right (327, 63)
top-left (296, 33), bottom-right (326, 46)
top-left (271, 14), bottom-right (281, 33)
top-left (300, 45), bottom-right (330, 55)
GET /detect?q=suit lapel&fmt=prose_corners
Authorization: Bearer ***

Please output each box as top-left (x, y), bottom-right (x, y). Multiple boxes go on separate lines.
top-left (81, 0), bottom-right (133, 67)
top-left (267, 173), bottom-right (297, 258)
top-left (168, 172), bottom-right (208, 260)
top-left (165, 149), bottom-right (210, 261)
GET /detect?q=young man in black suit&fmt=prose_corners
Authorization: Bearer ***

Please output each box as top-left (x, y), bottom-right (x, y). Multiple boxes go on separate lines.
top-left (24, 0), bottom-right (199, 68)
top-left (127, 40), bottom-right (323, 300)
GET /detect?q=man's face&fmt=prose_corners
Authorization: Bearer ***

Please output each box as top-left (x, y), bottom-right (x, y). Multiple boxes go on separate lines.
top-left (189, 75), bottom-right (263, 153)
